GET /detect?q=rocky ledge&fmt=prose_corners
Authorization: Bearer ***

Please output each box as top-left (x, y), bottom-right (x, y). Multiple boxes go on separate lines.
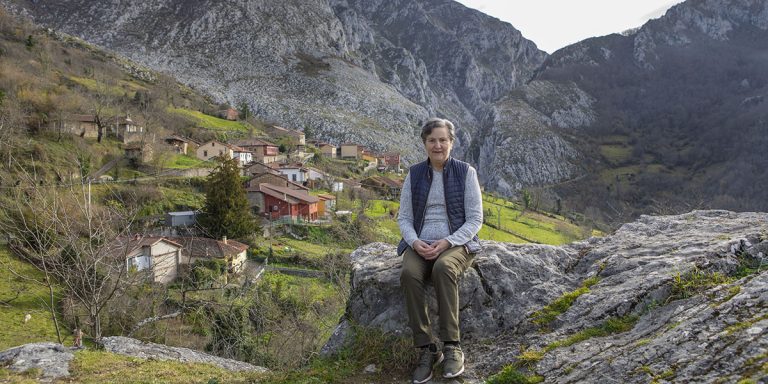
top-left (325, 210), bottom-right (768, 382)
top-left (0, 336), bottom-right (267, 380)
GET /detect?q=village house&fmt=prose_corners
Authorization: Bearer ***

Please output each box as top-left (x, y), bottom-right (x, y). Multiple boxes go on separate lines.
top-left (216, 108), bottom-right (239, 121)
top-left (117, 236), bottom-right (184, 285)
top-left (245, 172), bottom-right (309, 214)
top-left (377, 152), bottom-right (401, 172)
top-left (51, 114), bottom-right (99, 138)
top-left (256, 183), bottom-right (319, 222)
top-left (340, 143), bottom-right (358, 160)
top-left (361, 175), bottom-right (403, 199)
top-left (124, 142), bottom-right (153, 163)
top-left (172, 236), bottom-right (249, 274)
top-left (164, 135), bottom-right (199, 155)
top-left (275, 163), bottom-right (309, 184)
top-left (196, 140), bottom-right (232, 162)
top-left (244, 161), bottom-right (278, 177)
top-left (235, 138), bottom-right (281, 164)
top-left (196, 140), bottom-right (251, 165)
top-left (317, 193), bottom-right (337, 217)
top-left (232, 147), bottom-right (253, 166)
top-left (358, 147), bottom-right (376, 163)
top-left (245, 172), bottom-right (309, 191)
top-left (318, 143), bottom-right (336, 158)
top-left (112, 115), bottom-right (144, 144)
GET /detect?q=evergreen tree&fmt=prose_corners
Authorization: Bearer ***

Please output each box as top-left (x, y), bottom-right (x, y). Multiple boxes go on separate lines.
top-left (198, 156), bottom-right (257, 239)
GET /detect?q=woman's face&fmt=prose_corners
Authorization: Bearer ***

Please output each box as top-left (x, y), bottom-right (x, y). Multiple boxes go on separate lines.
top-left (424, 127), bottom-right (453, 167)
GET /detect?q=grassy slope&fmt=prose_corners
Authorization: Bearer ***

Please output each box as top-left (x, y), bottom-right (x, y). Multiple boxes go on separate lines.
top-left (168, 107), bottom-right (262, 134)
top-left (0, 247), bottom-right (71, 350)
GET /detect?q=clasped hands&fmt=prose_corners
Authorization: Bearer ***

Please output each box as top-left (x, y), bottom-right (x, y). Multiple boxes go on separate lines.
top-left (412, 239), bottom-right (452, 261)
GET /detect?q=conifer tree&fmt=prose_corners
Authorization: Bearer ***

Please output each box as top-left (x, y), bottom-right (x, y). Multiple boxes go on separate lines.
top-left (198, 156), bottom-right (257, 239)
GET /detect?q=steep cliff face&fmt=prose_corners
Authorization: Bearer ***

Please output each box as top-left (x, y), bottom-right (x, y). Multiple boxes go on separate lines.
top-left (330, 210), bottom-right (768, 381)
top-left (2, 0), bottom-right (546, 164)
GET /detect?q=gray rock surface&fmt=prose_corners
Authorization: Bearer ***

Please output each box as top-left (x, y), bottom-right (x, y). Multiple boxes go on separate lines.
top-left (0, 342), bottom-right (74, 379)
top-left (101, 336), bottom-right (267, 373)
top-left (329, 210), bottom-right (768, 381)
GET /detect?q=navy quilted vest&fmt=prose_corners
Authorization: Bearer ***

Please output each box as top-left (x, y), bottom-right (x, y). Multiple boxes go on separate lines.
top-left (397, 157), bottom-right (481, 255)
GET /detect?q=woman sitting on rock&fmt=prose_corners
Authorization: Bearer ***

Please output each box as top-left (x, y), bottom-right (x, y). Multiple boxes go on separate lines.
top-left (398, 117), bottom-right (483, 383)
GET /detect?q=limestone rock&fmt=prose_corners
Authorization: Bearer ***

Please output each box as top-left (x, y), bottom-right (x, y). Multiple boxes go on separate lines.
top-left (100, 336), bottom-right (268, 373)
top-left (0, 342), bottom-right (74, 379)
top-left (329, 210), bottom-right (768, 381)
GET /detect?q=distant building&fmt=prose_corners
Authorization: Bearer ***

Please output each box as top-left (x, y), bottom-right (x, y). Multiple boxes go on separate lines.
top-left (172, 236), bottom-right (249, 274)
top-left (275, 163), bottom-right (309, 184)
top-left (113, 236), bottom-right (184, 285)
top-left (235, 138), bottom-right (280, 164)
top-left (113, 115), bottom-right (144, 144)
top-left (340, 143), bottom-right (358, 160)
top-left (124, 142), bottom-right (153, 163)
top-left (318, 143), bottom-right (336, 158)
top-left (166, 211), bottom-right (198, 227)
top-left (257, 183), bottom-right (319, 222)
top-left (197, 140), bottom-right (251, 165)
top-left (216, 108), bottom-right (239, 121)
top-left (164, 135), bottom-right (199, 155)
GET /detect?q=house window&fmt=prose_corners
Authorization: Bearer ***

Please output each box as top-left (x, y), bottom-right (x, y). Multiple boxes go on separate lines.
top-left (204, 150), bottom-right (208, 157)
top-left (292, 174), bottom-right (297, 182)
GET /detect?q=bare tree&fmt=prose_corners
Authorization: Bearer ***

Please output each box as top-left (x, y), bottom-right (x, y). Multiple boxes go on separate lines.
top-left (0, 159), bottom-right (142, 339)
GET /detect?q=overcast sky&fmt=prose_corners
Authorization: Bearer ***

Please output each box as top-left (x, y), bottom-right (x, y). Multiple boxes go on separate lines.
top-left (454, 0), bottom-right (685, 53)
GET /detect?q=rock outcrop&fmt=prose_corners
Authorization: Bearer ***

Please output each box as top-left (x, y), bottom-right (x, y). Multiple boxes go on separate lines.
top-left (100, 336), bottom-right (267, 373)
top-left (327, 210), bottom-right (768, 381)
top-left (0, 343), bottom-right (75, 379)
top-left (0, 337), bottom-right (267, 380)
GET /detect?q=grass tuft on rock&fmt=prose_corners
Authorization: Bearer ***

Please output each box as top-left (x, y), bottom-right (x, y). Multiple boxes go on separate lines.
top-left (530, 276), bottom-right (599, 328)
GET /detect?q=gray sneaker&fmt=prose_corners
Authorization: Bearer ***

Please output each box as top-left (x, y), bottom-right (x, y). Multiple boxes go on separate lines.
top-left (442, 344), bottom-right (465, 378)
top-left (412, 346), bottom-right (444, 384)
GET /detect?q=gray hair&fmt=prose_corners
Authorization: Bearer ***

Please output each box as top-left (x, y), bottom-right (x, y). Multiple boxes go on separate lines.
top-left (420, 118), bottom-right (456, 143)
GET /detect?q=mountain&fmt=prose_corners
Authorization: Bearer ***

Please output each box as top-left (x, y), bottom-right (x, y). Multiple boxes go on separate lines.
top-left (1, 0), bottom-right (545, 164)
top-left (524, 0), bottom-right (768, 220)
top-left (3, 0), bottom-right (767, 222)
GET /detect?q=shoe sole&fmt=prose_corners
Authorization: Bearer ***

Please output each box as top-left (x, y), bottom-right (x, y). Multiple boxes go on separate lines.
top-left (443, 365), bottom-right (464, 379)
top-left (413, 354), bottom-right (444, 384)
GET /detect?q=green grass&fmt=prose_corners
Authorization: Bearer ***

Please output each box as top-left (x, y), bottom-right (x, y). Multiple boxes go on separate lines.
top-left (530, 277), bottom-right (599, 328)
top-left (482, 199), bottom-right (582, 245)
top-left (0, 246), bottom-right (71, 350)
top-left (168, 107), bottom-right (260, 133)
top-left (600, 144), bottom-right (632, 165)
top-left (364, 200), bottom-right (399, 218)
top-left (165, 154), bottom-right (210, 169)
top-left (668, 267), bottom-right (731, 302)
top-left (479, 225), bottom-right (528, 243)
top-left (68, 349), bottom-right (262, 383)
top-left (67, 76), bottom-right (125, 97)
top-left (545, 316), bottom-right (638, 351)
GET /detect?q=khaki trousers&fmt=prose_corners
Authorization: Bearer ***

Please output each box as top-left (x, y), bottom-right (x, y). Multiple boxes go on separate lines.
top-left (400, 246), bottom-right (474, 347)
